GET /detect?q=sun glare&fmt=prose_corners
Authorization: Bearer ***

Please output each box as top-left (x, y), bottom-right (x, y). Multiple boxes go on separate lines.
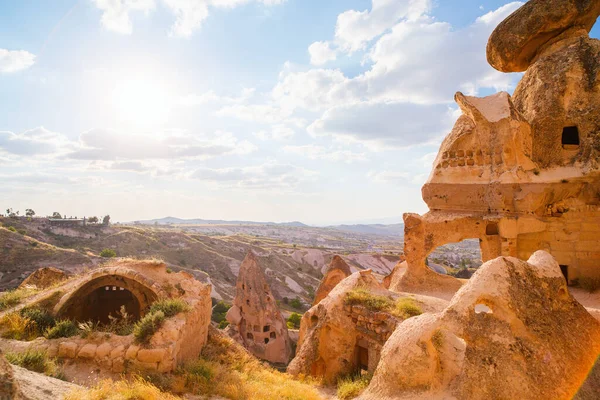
top-left (112, 78), bottom-right (171, 127)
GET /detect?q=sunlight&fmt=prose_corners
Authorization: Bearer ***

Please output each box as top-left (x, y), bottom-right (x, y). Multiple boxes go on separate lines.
top-left (112, 78), bottom-right (170, 127)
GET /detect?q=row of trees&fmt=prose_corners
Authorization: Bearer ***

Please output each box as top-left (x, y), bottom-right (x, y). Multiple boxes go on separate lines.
top-left (3, 208), bottom-right (110, 224)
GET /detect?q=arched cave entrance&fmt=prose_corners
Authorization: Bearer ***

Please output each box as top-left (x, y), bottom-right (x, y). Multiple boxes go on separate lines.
top-left (56, 274), bottom-right (159, 324)
top-left (427, 239), bottom-right (483, 279)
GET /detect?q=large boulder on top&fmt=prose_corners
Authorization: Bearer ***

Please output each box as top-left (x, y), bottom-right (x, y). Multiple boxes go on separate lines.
top-left (312, 255), bottom-right (351, 306)
top-left (225, 251), bottom-right (292, 365)
top-left (487, 0), bottom-right (600, 72)
top-left (361, 251), bottom-right (600, 400)
top-left (19, 267), bottom-right (67, 290)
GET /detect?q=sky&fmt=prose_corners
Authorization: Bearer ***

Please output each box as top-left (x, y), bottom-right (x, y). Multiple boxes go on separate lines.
top-left (1, 0), bottom-right (597, 225)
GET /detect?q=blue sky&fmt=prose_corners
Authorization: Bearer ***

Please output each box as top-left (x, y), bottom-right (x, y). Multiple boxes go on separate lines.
top-left (1, 1), bottom-right (596, 224)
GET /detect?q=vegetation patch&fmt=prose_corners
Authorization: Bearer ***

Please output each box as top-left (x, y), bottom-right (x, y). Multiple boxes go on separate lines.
top-left (393, 298), bottom-right (423, 319)
top-left (45, 319), bottom-right (78, 339)
top-left (344, 288), bottom-right (423, 320)
top-left (175, 328), bottom-right (323, 400)
top-left (287, 312), bottom-right (302, 329)
top-left (0, 288), bottom-right (35, 311)
top-left (99, 248), bottom-right (117, 258)
top-left (5, 349), bottom-right (61, 377)
top-left (64, 377), bottom-right (179, 400)
top-left (337, 374), bottom-right (372, 399)
top-left (149, 299), bottom-right (190, 318)
top-left (211, 300), bottom-right (231, 325)
top-left (133, 311), bottom-right (165, 344)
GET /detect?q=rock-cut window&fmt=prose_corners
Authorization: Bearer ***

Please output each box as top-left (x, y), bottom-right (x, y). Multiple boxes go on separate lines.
top-left (562, 126), bottom-right (580, 149)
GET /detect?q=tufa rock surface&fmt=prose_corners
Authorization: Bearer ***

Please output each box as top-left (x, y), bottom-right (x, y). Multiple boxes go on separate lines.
top-left (361, 251), bottom-right (600, 400)
top-left (487, 0), bottom-right (600, 72)
top-left (19, 267), bottom-right (67, 290)
top-left (225, 251), bottom-right (292, 365)
top-left (312, 255), bottom-right (351, 305)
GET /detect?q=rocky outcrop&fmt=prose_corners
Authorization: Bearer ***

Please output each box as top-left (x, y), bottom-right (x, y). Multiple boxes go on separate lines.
top-left (487, 0), bottom-right (600, 72)
top-left (0, 353), bottom-right (22, 399)
top-left (19, 267), bottom-right (67, 290)
top-left (288, 270), bottom-right (448, 382)
top-left (361, 251), bottom-right (600, 400)
top-left (225, 251), bottom-right (292, 365)
top-left (398, 0), bottom-right (600, 295)
top-left (313, 255), bottom-right (351, 305)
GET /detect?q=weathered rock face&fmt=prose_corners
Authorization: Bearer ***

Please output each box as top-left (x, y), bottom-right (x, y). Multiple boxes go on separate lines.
top-left (487, 0), bottom-right (600, 72)
top-left (398, 0), bottom-right (600, 294)
top-left (288, 270), bottom-right (393, 382)
top-left (19, 267), bottom-right (67, 290)
top-left (362, 251), bottom-right (600, 400)
top-left (313, 255), bottom-right (351, 305)
top-left (225, 251), bottom-right (292, 365)
top-left (0, 353), bottom-right (22, 400)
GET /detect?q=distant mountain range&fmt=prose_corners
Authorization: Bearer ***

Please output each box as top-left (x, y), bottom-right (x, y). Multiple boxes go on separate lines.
top-left (130, 216), bottom-right (309, 227)
top-left (128, 217), bottom-right (404, 237)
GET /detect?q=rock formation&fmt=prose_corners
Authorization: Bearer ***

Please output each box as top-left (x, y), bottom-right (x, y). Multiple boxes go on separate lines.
top-left (397, 0), bottom-right (600, 295)
top-left (18, 267), bottom-right (66, 290)
top-left (312, 255), bottom-right (351, 305)
top-left (288, 270), bottom-right (447, 382)
top-left (225, 251), bottom-right (292, 365)
top-left (0, 353), bottom-right (21, 400)
top-left (361, 251), bottom-right (600, 400)
top-left (0, 259), bottom-right (212, 374)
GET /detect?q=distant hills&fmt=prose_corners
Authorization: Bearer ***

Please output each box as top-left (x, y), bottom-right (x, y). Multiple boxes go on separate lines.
top-left (130, 216), bottom-right (309, 227)
top-left (129, 217), bottom-right (403, 237)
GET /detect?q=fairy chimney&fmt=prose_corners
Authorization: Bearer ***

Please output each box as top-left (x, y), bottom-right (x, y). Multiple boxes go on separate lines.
top-left (225, 251), bottom-right (292, 364)
top-left (313, 255), bottom-right (352, 305)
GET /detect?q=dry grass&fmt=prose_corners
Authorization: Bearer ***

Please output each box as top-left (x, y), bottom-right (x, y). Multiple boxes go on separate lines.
top-left (5, 349), bottom-right (62, 378)
top-left (337, 374), bottom-right (371, 399)
top-left (0, 288), bottom-right (36, 311)
top-left (345, 288), bottom-right (422, 320)
top-left (1, 312), bottom-right (37, 340)
top-left (64, 377), bottom-right (180, 400)
top-left (175, 328), bottom-right (324, 400)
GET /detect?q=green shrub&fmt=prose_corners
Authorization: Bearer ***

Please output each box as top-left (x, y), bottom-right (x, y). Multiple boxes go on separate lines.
top-left (217, 320), bottom-right (229, 329)
top-left (211, 301), bottom-right (231, 323)
top-left (149, 299), bottom-right (190, 318)
top-left (45, 319), bottom-right (78, 339)
top-left (579, 277), bottom-right (600, 293)
top-left (99, 248), bottom-right (117, 258)
top-left (393, 298), bottom-right (422, 319)
top-left (5, 349), bottom-right (50, 373)
top-left (133, 311), bottom-right (165, 344)
top-left (286, 312), bottom-right (302, 329)
top-left (337, 374), bottom-right (371, 399)
top-left (20, 307), bottom-right (56, 333)
top-left (7, 226), bottom-right (16, 232)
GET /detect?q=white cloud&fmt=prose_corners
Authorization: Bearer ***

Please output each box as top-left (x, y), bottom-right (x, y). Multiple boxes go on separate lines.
top-left (0, 172), bottom-right (76, 185)
top-left (92, 0), bottom-right (156, 34)
top-left (67, 128), bottom-right (256, 160)
top-left (254, 124), bottom-right (294, 141)
top-left (308, 41), bottom-right (336, 66)
top-left (283, 145), bottom-right (367, 163)
top-left (217, 103), bottom-right (292, 124)
top-left (309, 101), bottom-right (454, 150)
top-left (335, 0), bottom-right (432, 52)
top-left (0, 49), bottom-right (36, 73)
top-left (368, 169), bottom-right (426, 186)
top-left (92, 0), bottom-right (286, 37)
top-left (0, 127), bottom-right (72, 156)
top-left (189, 161), bottom-right (315, 189)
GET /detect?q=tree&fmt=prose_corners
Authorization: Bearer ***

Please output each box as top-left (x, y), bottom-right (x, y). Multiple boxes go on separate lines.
top-left (52, 212), bottom-right (62, 219)
top-left (88, 216), bottom-right (99, 224)
top-left (25, 209), bottom-right (35, 217)
top-left (289, 297), bottom-right (303, 310)
top-left (286, 312), bottom-right (302, 329)
top-left (102, 215), bottom-right (111, 225)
